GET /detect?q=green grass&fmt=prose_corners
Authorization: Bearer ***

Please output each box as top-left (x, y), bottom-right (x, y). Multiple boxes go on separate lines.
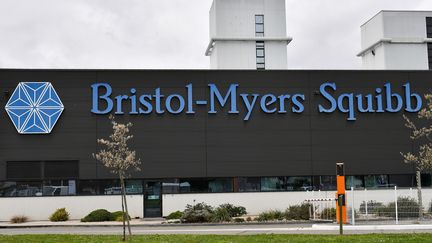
top-left (0, 234), bottom-right (431, 243)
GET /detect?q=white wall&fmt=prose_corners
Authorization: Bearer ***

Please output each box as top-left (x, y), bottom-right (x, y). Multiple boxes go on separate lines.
top-left (361, 43), bottom-right (386, 69)
top-left (163, 189), bottom-right (432, 216)
top-left (211, 0), bottom-right (286, 38)
top-left (0, 195), bottom-right (143, 222)
top-left (208, 0), bottom-right (288, 69)
top-left (211, 41), bottom-right (256, 69)
top-left (3, 189), bottom-right (431, 221)
top-left (384, 43), bottom-right (429, 70)
top-left (265, 41), bottom-right (288, 69)
top-left (360, 11), bottom-right (432, 70)
top-left (361, 12), bottom-right (384, 50)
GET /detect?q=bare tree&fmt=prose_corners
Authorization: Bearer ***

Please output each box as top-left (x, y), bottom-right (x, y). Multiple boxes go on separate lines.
top-left (94, 115), bottom-right (141, 241)
top-left (401, 94), bottom-right (432, 219)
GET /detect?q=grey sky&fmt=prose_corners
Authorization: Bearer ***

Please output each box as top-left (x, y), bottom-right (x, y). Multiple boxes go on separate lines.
top-left (0, 0), bottom-right (431, 69)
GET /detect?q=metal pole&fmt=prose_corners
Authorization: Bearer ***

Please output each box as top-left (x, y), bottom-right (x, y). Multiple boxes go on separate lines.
top-left (338, 195), bottom-right (343, 235)
top-left (313, 203), bottom-right (316, 220)
top-left (351, 187), bottom-right (355, 225)
top-left (394, 185), bottom-right (398, 225)
top-left (364, 189), bottom-right (368, 220)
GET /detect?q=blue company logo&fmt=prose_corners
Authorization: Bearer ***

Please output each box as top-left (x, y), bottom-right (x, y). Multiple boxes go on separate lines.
top-left (5, 82), bottom-right (64, 134)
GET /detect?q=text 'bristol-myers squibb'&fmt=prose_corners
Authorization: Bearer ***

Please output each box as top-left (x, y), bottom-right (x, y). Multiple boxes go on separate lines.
top-left (91, 82), bottom-right (422, 121)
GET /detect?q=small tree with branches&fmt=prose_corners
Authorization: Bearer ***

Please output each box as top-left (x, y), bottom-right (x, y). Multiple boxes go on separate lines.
top-left (401, 94), bottom-right (432, 219)
top-left (94, 115), bottom-right (141, 241)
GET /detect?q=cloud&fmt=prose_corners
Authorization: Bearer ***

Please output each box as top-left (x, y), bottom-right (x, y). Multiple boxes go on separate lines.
top-left (0, 0), bottom-right (431, 69)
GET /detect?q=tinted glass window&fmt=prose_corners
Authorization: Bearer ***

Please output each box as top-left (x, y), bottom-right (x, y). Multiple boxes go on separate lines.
top-left (179, 179), bottom-right (208, 193)
top-left (208, 178), bottom-right (233, 193)
top-left (238, 177), bottom-right (260, 192)
top-left (261, 177), bottom-right (286, 191)
top-left (287, 176), bottom-right (312, 191)
top-left (78, 180), bottom-right (100, 195)
top-left (364, 175), bottom-right (389, 188)
top-left (346, 175), bottom-right (364, 189)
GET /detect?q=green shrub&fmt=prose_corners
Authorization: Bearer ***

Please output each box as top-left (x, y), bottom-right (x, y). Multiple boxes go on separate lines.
top-left (234, 218), bottom-right (245, 223)
top-left (218, 203), bottom-right (247, 217)
top-left (181, 203), bottom-right (214, 223)
top-left (49, 208), bottom-right (69, 222)
top-left (110, 211), bottom-right (130, 222)
top-left (81, 209), bottom-right (112, 222)
top-left (321, 208), bottom-right (336, 220)
top-left (246, 216), bottom-right (252, 222)
top-left (285, 204), bottom-right (310, 220)
top-left (211, 207), bottom-right (232, 222)
top-left (359, 200), bottom-right (384, 213)
top-left (10, 215), bottom-right (28, 224)
top-left (374, 197), bottom-right (420, 218)
top-left (166, 211), bottom-right (183, 220)
top-left (256, 210), bottom-right (284, 221)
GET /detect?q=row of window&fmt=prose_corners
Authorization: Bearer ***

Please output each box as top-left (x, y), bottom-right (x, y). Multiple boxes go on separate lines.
top-left (0, 174), bottom-right (429, 197)
top-left (255, 14), bottom-right (265, 70)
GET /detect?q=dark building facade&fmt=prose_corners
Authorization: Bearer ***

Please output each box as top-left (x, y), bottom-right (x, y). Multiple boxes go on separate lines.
top-left (0, 70), bottom-right (430, 211)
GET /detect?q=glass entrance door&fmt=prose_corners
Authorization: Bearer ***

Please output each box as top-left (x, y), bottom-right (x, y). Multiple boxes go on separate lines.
top-left (144, 181), bottom-right (162, 218)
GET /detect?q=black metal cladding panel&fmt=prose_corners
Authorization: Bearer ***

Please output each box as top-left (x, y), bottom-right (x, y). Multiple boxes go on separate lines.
top-left (6, 161), bottom-right (42, 180)
top-left (44, 161), bottom-right (79, 179)
top-left (0, 70), bottom-right (429, 180)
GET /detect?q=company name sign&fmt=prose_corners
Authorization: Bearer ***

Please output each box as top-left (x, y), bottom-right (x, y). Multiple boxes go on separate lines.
top-left (91, 82), bottom-right (422, 121)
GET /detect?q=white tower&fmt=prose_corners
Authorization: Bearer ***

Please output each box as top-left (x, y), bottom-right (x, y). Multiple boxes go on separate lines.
top-left (358, 11), bottom-right (432, 70)
top-left (205, 0), bottom-right (292, 70)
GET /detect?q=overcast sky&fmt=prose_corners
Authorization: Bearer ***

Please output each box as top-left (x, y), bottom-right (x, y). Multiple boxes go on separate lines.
top-left (1, 0), bottom-right (432, 69)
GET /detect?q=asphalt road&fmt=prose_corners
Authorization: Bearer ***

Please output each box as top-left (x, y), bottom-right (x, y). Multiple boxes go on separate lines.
top-left (2, 224), bottom-right (432, 235)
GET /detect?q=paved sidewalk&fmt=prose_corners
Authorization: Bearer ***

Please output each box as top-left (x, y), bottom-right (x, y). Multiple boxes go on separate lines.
top-left (0, 219), bottom-right (167, 228)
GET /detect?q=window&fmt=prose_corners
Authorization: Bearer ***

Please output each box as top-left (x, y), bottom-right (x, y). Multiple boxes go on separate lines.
top-left (208, 178), bottom-right (233, 193)
top-left (78, 180), bottom-right (100, 195)
top-left (162, 179), bottom-right (180, 194)
top-left (100, 180), bottom-right (121, 195)
top-left (364, 175), bottom-right (389, 188)
top-left (43, 180), bottom-right (75, 196)
top-left (421, 174), bottom-right (432, 187)
top-left (261, 177), bottom-right (286, 191)
top-left (125, 180), bottom-right (143, 194)
top-left (389, 174), bottom-right (414, 188)
top-left (314, 176), bottom-right (336, 190)
top-left (238, 177), bottom-right (260, 192)
top-left (0, 181), bottom-right (17, 197)
top-left (255, 15), bottom-right (264, 37)
top-left (346, 175), bottom-right (364, 189)
top-left (15, 181), bottom-right (43, 197)
top-left (179, 178), bottom-right (208, 193)
top-left (256, 41), bottom-right (265, 70)
top-left (426, 17), bottom-right (432, 69)
top-left (286, 176), bottom-right (312, 191)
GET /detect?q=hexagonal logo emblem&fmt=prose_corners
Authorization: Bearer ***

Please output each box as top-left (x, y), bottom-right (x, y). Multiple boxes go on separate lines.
top-left (5, 82), bottom-right (64, 134)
